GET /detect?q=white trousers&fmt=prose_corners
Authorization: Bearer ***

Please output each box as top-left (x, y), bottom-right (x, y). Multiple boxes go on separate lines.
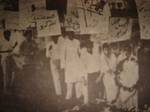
top-left (50, 59), bottom-right (62, 96)
top-left (66, 81), bottom-right (88, 104)
top-left (65, 82), bottom-right (81, 100)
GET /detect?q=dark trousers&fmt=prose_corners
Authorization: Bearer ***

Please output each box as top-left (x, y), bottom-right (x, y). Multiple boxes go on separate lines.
top-left (88, 72), bottom-right (100, 103)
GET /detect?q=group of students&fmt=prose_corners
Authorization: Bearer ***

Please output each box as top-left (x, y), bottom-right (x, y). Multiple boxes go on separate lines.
top-left (46, 33), bottom-right (139, 111)
top-left (0, 30), bottom-right (139, 111)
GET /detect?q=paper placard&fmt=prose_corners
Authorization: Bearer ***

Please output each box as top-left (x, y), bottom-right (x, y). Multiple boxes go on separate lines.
top-left (108, 17), bottom-right (132, 42)
top-left (36, 10), bottom-right (61, 37)
top-left (65, 0), bottom-right (110, 34)
top-left (19, 0), bottom-right (46, 29)
top-left (135, 0), bottom-right (150, 39)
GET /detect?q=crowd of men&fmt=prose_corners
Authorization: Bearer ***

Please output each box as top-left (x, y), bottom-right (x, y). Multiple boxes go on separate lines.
top-left (0, 30), bottom-right (139, 112)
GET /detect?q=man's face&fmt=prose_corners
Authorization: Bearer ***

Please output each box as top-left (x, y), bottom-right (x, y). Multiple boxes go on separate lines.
top-left (52, 36), bottom-right (59, 44)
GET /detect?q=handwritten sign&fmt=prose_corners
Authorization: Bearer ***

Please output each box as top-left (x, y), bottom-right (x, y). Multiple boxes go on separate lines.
top-left (65, 0), bottom-right (110, 34)
top-left (36, 10), bottom-right (61, 37)
top-left (31, 10), bottom-right (55, 21)
top-left (135, 0), bottom-right (150, 39)
top-left (5, 11), bottom-right (20, 30)
top-left (108, 17), bottom-right (132, 42)
top-left (81, 0), bottom-right (110, 34)
top-left (19, 0), bottom-right (46, 29)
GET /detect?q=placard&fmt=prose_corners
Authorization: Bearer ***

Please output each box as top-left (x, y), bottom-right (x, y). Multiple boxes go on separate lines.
top-left (36, 10), bottom-right (61, 37)
top-left (65, 0), bottom-right (110, 34)
top-left (135, 0), bottom-right (150, 39)
top-left (108, 17), bottom-right (132, 42)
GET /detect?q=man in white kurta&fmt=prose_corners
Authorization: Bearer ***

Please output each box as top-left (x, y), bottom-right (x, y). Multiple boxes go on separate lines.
top-left (64, 36), bottom-right (84, 100)
top-left (46, 37), bottom-right (62, 96)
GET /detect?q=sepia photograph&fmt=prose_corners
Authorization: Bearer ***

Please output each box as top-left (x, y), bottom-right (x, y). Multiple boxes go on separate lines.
top-left (0, 0), bottom-right (150, 112)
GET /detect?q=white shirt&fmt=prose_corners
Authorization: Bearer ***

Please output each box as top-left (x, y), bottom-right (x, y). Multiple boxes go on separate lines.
top-left (80, 45), bottom-right (101, 74)
top-left (100, 52), bottom-right (117, 74)
top-left (64, 38), bottom-right (82, 83)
